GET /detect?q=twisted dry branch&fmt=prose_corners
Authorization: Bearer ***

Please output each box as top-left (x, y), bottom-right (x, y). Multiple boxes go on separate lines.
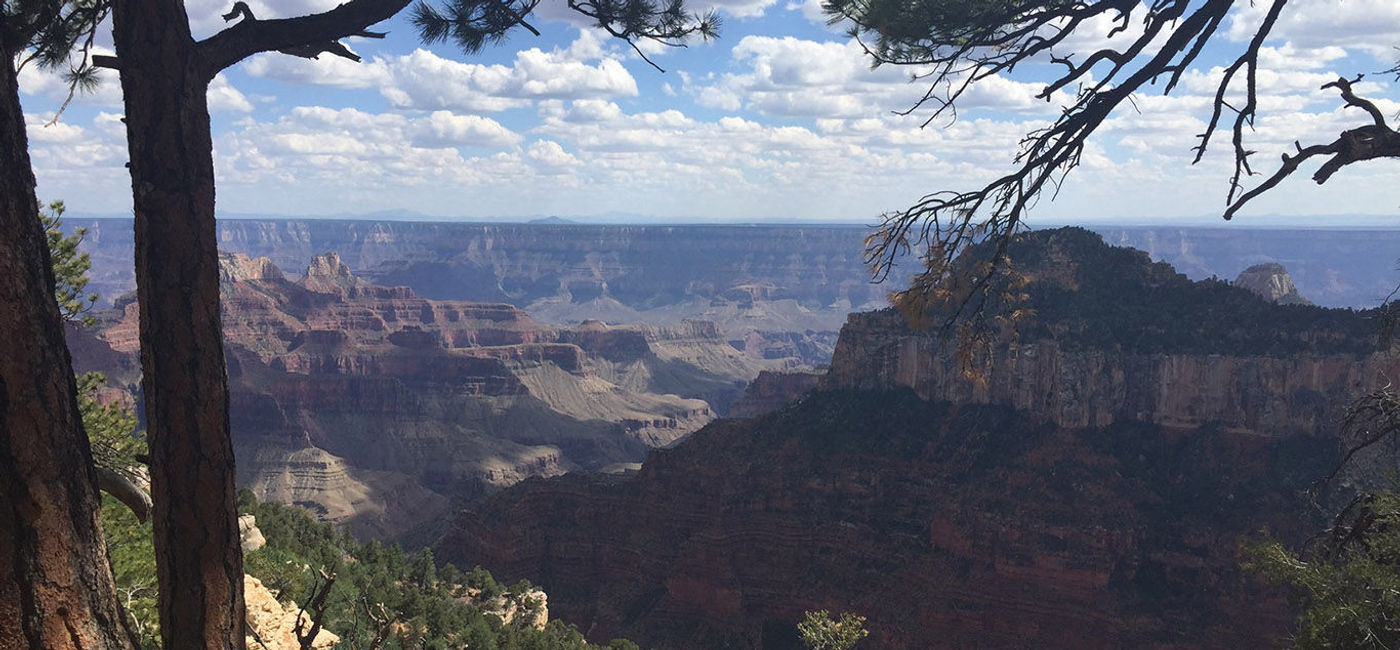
top-left (1224, 76), bottom-right (1400, 220)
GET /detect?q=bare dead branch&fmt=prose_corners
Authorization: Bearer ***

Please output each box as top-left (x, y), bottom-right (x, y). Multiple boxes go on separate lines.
top-left (1225, 79), bottom-right (1400, 219)
top-left (215, 3), bottom-right (390, 63)
top-left (1326, 75), bottom-right (1389, 129)
top-left (294, 569), bottom-right (336, 650)
top-left (1330, 386), bottom-right (1400, 481)
top-left (842, 0), bottom-right (1236, 329)
top-left (361, 597), bottom-right (395, 650)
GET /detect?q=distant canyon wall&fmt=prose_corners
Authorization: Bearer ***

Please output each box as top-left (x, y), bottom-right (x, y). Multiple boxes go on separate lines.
top-left (69, 219), bottom-right (886, 367)
top-left (72, 221), bottom-right (1400, 315)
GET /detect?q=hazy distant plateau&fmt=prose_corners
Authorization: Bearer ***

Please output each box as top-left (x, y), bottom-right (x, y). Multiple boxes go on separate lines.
top-left (69, 219), bottom-right (1400, 314)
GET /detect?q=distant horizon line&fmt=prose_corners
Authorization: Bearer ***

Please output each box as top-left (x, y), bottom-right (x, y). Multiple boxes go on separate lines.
top-left (62, 212), bottom-right (1400, 230)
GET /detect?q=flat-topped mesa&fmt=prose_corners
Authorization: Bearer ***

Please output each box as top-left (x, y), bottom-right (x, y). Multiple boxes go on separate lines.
top-left (650, 319), bottom-right (724, 341)
top-left (825, 228), bottom-right (1390, 438)
top-left (463, 343), bottom-right (588, 375)
top-left (1235, 262), bottom-right (1313, 305)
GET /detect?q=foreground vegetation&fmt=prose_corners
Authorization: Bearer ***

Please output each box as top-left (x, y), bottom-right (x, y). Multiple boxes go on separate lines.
top-left (104, 482), bottom-right (642, 650)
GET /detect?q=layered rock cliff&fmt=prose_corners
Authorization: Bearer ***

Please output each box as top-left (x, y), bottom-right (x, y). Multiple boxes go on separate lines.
top-left (825, 230), bottom-right (1381, 438)
top-left (437, 228), bottom-right (1391, 649)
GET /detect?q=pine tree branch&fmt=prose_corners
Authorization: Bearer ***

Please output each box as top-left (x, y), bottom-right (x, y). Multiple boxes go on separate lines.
top-left (198, 0), bottom-right (411, 77)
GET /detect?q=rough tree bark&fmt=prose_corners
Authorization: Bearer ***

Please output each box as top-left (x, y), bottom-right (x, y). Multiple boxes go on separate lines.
top-left (109, 1), bottom-right (245, 648)
top-left (102, 1), bottom-right (408, 646)
top-left (0, 26), bottom-right (137, 650)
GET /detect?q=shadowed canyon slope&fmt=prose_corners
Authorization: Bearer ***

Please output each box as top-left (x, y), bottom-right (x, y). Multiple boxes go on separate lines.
top-left (438, 229), bottom-right (1396, 649)
top-left (74, 252), bottom-right (779, 538)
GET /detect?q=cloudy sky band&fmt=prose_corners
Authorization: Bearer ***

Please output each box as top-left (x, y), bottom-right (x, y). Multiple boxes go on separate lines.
top-left (16, 0), bottom-right (1400, 225)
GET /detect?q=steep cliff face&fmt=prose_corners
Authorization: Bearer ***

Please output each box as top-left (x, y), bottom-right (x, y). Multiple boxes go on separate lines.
top-left (826, 311), bottom-right (1385, 438)
top-left (825, 231), bottom-right (1383, 438)
top-left (73, 253), bottom-right (773, 538)
top-left (437, 229), bottom-right (1387, 649)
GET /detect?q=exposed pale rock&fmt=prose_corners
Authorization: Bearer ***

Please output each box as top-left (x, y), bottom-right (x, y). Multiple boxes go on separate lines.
top-left (304, 251), bottom-right (353, 280)
top-left (1234, 262), bottom-right (1312, 305)
top-left (244, 575), bottom-right (339, 650)
top-left (469, 588), bottom-right (550, 630)
top-left (220, 253), bottom-right (286, 284)
top-left (239, 514), bottom-right (266, 552)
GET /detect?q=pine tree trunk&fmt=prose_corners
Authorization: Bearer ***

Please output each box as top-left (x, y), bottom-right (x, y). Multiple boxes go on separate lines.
top-left (0, 34), bottom-right (138, 650)
top-left (111, 1), bottom-right (246, 648)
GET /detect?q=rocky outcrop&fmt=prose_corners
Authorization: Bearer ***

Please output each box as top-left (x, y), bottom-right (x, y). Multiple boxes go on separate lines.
top-left (728, 370), bottom-right (823, 418)
top-left (1234, 262), bottom-right (1312, 305)
top-left (469, 588), bottom-right (549, 630)
top-left (221, 253), bottom-right (285, 284)
top-left (245, 575), bottom-right (339, 649)
top-left (239, 515), bottom-right (266, 552)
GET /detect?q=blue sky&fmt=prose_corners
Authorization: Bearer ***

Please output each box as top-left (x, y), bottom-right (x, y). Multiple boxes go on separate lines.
top-left (16, 0), bottom-right (1400, 226)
